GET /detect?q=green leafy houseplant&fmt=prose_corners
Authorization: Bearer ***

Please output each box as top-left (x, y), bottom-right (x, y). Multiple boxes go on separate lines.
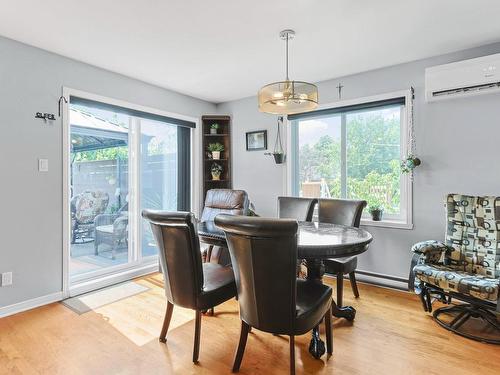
top-left (368, 202), bottom-right (384, 221)
top-left (401, 154), bottom-right (421, 174)
top-left (207, 143), bottom-right (224, 160)
top-left (210, 123), bottom-right (220, 134)
top-left (211, 163), bottom-right (223, 180)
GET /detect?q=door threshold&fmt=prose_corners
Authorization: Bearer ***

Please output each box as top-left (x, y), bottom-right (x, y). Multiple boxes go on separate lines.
top-left (68, 263), bottom-right (158, 297)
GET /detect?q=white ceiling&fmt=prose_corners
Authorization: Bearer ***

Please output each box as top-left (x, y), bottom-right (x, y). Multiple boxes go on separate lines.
top-left (1, 1), bottom-right (500, 103)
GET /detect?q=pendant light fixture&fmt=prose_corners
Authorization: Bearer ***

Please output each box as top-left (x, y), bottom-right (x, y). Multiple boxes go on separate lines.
top-left (258, 29), bottom-right (318, 115)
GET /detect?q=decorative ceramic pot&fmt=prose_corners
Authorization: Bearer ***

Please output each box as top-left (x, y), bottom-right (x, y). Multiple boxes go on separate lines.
top-left (370, 209), bottom-right (383, 221)
top-left (211, 172), bottom-right (220, 181)
top-left (212, 151), bottom-right (221, 160)
top-left (210, 128), bottom-right (217, 135)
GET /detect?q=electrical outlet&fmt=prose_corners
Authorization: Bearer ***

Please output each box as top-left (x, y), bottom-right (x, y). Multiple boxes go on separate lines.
top-left (1, 272), bottom-right (12, 287)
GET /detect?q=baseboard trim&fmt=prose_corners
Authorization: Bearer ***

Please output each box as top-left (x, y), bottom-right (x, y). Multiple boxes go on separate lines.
top-left (0, 264), bottom-right (158, 318)
top-left (325, 269), bottom-right (409, 291)
top-left (0, 291), bottom-right (64, 319)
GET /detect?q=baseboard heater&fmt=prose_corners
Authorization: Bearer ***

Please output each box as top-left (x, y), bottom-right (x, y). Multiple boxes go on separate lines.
top-left (325, 270), bottom-right (409, 291)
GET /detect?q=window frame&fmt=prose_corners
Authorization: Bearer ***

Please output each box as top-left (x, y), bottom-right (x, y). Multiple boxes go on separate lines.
top-left (62, 87), bottom-right (201, 297)
top-left (285, 89), bottom-right (413, 230)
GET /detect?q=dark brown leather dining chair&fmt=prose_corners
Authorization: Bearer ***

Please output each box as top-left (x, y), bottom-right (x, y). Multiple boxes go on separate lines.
top-left (201, 189), bottom-right (249, 222)
top-left (201, 189), bottom-right (249, 264)
top-left (318, 198), bottom-right (367, 307)
top-left (142, 210), bottom-right (237, 363)
top-left (277, 196), bottom-right (317, 221)
top-left (215, 215), bottom-right (332, 375)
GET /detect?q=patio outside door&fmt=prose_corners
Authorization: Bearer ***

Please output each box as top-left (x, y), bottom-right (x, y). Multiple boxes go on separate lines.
top-left (65, 90), bottom-right (194, 295)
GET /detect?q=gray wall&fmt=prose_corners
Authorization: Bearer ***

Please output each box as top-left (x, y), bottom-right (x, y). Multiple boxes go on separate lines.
top-left (0, 36), bottom-right (216, 308)
top-left (217, 42), bottom-right (500, 280)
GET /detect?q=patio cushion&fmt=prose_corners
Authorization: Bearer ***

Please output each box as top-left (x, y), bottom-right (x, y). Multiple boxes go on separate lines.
top-left (414, 263), bottom-right (499, 302)
top-left (96, 224), bottom-right (114, 234)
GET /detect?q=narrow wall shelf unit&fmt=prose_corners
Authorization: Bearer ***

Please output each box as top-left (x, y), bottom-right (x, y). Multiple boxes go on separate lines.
top-left (201, 115), bottom-right (232, 201)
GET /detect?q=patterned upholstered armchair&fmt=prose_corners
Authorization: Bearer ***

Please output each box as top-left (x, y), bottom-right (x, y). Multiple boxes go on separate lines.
top-left (409, 194), bottom-right (500, 343)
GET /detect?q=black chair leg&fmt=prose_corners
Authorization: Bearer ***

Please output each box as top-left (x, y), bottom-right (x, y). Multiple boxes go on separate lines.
top-left (206, 245), bottom-right (214, 262)
top-left (324, 307), bottom-right (333, 355)
top-left (349, 272), bottom-right (360, 298)
top-left (159, 302), bottom-right (174, 343)
top-left (233, 321), bottom-right (250, 372)
top-left (336, 273), bottom-right (344, 307)
top-left (193, 310), bottom-right (202, 363)
top-left (289, 335), bottom-right (295, 375)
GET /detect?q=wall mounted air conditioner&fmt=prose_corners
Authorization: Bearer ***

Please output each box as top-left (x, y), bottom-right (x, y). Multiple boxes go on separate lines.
top-left (425, 53), bottom-right (500, 102)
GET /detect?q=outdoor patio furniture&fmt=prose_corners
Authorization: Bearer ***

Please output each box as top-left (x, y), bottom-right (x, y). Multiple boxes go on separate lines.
top-left (94, 203), bottom-right (129, 259)
top-left (71, 190), bottom-right (109, 244)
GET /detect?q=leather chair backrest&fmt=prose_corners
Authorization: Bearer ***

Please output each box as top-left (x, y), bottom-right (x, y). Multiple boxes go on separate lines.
top-left (318, 198), bottom-right (367, 228)
top-left (215, 215), bottom-right (298, 334)
top-left (277, 196), bottom-right (317, 222)
top-left (445, 194), bottom-right (500, 278)
top-left (142, 210), bottom-right (203, 309)
top-left (201, 189), bottom-right (249, 222)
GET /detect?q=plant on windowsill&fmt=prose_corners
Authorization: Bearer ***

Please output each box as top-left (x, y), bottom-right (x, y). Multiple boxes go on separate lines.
top-left (368, 202), bottom-right (384, 221)
top-left (210, 123), bottom-right (220, 134)
top-left (207, 143), bottom-right (224, 160)
top-left (211, 163), bottom-right (223, 181)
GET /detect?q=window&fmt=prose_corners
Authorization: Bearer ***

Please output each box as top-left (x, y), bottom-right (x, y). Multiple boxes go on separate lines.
top-left (289, 91), bottom-right (412, 228)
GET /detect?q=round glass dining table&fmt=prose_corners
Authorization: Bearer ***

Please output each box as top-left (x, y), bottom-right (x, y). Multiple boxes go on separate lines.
top-left (197, 220), bottom-right (373, 358)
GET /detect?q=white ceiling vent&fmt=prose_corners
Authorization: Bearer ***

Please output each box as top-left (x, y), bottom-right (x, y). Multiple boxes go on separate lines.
top-left (425, 53), bottom-right (500, 102)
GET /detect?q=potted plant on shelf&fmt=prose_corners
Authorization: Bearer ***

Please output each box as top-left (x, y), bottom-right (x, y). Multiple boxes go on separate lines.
top-left (368, 202), bottom-right (384, 221)
top-left (207, 143), bottom-right (224, 160)
top-left (210, 123), bottom-right (220, 135)
top-left (211, 163), bottom-right (223, 181)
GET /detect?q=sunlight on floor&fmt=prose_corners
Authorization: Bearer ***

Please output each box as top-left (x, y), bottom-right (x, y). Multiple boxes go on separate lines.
top-left (91, 274), bottom-right (194, 347)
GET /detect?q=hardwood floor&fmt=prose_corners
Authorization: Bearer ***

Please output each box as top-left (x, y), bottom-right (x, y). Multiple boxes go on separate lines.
top-left (0, 274), bottom-right (498, 375)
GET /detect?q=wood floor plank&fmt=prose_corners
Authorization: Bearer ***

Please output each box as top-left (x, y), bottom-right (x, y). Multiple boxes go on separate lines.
top-left (0, 273), bottom-right (498, 374)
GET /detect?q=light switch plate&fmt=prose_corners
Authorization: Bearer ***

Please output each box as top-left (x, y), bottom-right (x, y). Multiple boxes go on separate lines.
top-left (38, 158), bottom-right (49, 172)
top-left (1, 272), bottom-right (12, 287)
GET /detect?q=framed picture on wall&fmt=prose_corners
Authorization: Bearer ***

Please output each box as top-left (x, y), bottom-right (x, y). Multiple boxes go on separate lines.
top-left (246, 130), bottom-right (267, 151)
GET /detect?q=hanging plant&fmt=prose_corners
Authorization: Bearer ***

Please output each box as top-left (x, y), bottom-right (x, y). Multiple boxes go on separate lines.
top-left (401, 155), bottom-right (421, 174)
top-left (401, 87), bottom-right (421, 179)
top-left (265, 116), bottom-right (286, 164)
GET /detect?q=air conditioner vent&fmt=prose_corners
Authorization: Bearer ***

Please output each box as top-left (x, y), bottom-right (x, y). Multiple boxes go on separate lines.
top-left (431, 82), bottom-right (500, 98)
top-left (425, 53), bottom-right (500, 102)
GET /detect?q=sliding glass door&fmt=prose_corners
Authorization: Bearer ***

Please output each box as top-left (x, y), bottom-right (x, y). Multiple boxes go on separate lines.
top-left (66, 92), bottom-right (193, 290)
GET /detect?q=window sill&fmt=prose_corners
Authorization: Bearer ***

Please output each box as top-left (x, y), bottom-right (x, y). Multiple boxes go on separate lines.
top-left (360, 218), bottom-right (413, 230)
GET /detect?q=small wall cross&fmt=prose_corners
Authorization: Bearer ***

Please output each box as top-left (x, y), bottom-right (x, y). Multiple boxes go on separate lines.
top-left (336, 83), bottom-right (344, 100)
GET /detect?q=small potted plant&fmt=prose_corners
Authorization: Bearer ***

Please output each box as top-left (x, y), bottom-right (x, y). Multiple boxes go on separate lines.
top-left (272, 151), bottom-right (285, 164)
top-left (211, 163), bottom-right (223, 180)
top-left (210, 123), bottom-right (220, 135)
top-left (207, 143), bottom-right (224, 160)
top-left (368, 204), bottom-right (384, 221)
top-left (401, 154), bottom-right (421, 174)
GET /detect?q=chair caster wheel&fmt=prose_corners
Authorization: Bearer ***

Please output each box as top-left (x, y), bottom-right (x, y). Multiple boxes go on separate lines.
top-left (159, 337), bottom-right (166, 343)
